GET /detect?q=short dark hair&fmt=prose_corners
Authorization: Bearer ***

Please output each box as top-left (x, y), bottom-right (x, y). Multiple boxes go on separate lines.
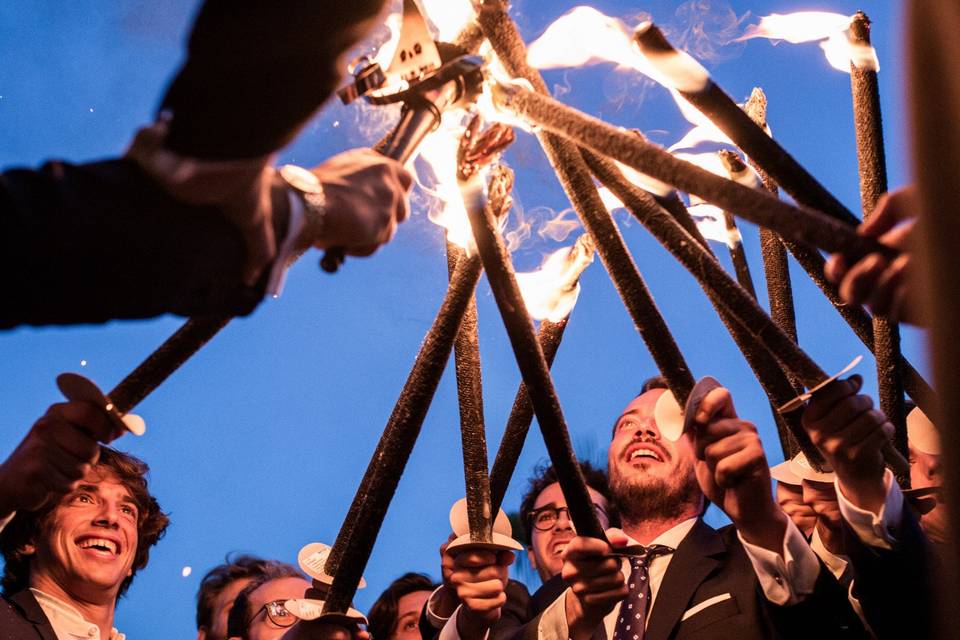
top-left (367, 572), bottom-right (437, 640)
top-left (0, 446), bottom-right (169, 599)
top-left (226, 562), bottom-right (302, 640)
top-left (196, 554), bottom-right (291, 631)
top-left (518, 460), bottom-right (616, 545)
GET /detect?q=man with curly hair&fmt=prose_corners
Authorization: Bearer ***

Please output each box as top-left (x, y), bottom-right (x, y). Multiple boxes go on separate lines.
top-left (0, 401), bottom-right (169, 639)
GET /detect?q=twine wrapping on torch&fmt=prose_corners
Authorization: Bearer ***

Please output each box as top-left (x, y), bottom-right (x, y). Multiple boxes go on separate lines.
top-left (717, 150), bottom-right (759, 300)
top-left (107, 316), bottom-right (230, 414)
top-left (489, 316), bottom-right (568, 513)
top-left (487, 231), bottom-right (593, 512)
top-left (743, 89), bottom-right (801, 348)
top-left (490, 82), bottom-right (892, 263)
top-left (633, 22), bottom-right (860, 228)
top-left (849, 11), bottom-right (908, 469)
top-left (477, 0), bottom-right (695, 406)
top-left (585, 150), bottom-right (824, 467)
top-left (448, 241), bottom-right (492, 541)
top-left (321, 250), bottom-right (484, 615)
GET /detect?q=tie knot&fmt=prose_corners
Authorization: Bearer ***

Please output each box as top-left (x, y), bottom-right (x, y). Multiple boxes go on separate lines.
top-left (629, 544), bottom-right (673, 567)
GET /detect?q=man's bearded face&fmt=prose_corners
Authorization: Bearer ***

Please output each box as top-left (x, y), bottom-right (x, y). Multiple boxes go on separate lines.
top-left (608, 389), bottom-right (702, 523)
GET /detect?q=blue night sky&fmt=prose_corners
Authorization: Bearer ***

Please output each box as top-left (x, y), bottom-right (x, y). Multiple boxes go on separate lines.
top-left (0, 1), bottom-right (915, 637)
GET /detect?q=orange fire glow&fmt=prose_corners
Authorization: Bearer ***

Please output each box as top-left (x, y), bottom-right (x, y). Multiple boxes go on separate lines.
top-left (516, 235), bottom-right (595, 321)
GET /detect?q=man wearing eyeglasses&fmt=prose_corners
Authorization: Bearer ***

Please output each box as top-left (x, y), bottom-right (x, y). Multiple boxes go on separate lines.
top-left (226, 565), bottom-right (312, 640)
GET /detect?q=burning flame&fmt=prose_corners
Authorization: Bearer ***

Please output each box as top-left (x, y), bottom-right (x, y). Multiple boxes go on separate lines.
top-left (526, 7), bottom-right (708, 92)
top-left (738, 12), bottom-right (879, 73)
top-left (420, 0), bottom-right (475, 42)
top-left (415, 111), bottom-right (476, 249)
top-left (516, 235), bottom-right (596, 321)
top-left (687, 203), bottom-right (741, 248)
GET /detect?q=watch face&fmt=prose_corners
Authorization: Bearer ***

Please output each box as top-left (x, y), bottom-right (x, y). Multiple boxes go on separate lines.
top-left (280, 164), bottom-right (323, 194)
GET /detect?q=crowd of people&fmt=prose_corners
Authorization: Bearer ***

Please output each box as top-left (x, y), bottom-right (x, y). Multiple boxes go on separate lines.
top-left (0, 0), bottom-right (951, 638)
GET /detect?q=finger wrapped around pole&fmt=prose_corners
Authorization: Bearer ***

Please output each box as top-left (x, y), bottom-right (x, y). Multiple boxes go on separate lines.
top-left (477, 0), bottom-right (695, 406)
top-left (321, 253), bottom-right (484, 615)
top-left (490, 83), bottom-right (889, 262)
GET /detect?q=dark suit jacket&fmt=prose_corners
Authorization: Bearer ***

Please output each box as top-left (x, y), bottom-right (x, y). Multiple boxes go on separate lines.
top-left (843, 504), bottom-right (940, 639)
top-left (514, 520), bottom-right (866, 640)
top-left (0, 590), bottom-right (57, 640)
top-left (1, 1), bottom-right (386, 328)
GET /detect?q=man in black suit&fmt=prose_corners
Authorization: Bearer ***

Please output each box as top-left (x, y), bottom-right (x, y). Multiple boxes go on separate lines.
top-left (0, 402), bottom-right (168, 639)
top-left (2, 0), bottom-right (412, 329)
top-left (513, 378), bottom-right (863, 640)
top-left (802, 375), bottom-right (940, 639)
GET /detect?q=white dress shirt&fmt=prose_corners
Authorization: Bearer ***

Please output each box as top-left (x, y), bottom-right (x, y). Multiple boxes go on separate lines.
top-left (834, 469), bottom-right (903, 549)
top-left (30, 588), bottom-right (124, 640)
top-left (536, 517), bottom-right (820, 640)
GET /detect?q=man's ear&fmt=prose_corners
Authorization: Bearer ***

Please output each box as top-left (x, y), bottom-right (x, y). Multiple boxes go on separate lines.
top-left (17, 543), bottom-right (36, 557)
top-left (526, 547), bottom-right (537, 571)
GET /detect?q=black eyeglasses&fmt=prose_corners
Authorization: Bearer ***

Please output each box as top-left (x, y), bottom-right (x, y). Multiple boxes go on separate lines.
top-left (527, 503), bottom-right (608, 531)
top-left (248, 599), bottom-right (298, 628)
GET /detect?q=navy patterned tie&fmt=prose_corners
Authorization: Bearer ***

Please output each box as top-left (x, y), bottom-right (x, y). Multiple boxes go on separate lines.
top-left (612, 545), bottom-right (673, 640)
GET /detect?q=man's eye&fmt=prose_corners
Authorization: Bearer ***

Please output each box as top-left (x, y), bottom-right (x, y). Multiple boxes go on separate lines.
top-left (72, 494), bottom-right (92, 504)
top-left (121, 505), bottom-right (137, 518)
top-left (404, 621), bottom-right (418, 631)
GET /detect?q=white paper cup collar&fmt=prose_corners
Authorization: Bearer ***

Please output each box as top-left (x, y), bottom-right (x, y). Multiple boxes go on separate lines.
top-left (447, 497), bottom-right (523, 552)
top-left (284, 598), bottom-right (367, 625)
top-left (907, 407), bottom-right (941, 455)
top-left (788, 451), bottom-right (836, 483)
top-left (56, 373), bottom-right (146, 436)
top-left (769, 460), bottom-right (801, 486)
top-left (778, 356), bottom-right (862, 414)
top-left (297, 542), bottom-right (366, 588)
top-left (653, 389), bottom-right (684, 442)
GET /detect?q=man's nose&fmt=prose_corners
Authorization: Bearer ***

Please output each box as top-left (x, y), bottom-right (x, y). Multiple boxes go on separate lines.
top-left (93, 501), bottom-right (121, 528)
top-left (634, 417), bottom-right (659, 441)
top-left (555, 508), bottom-right (574, 531)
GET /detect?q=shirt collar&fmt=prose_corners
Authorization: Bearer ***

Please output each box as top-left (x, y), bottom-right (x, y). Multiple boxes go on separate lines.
top-left (623, 517), bottom-right (699, 550)
top-left (30, 588), bottom-right (125, 640)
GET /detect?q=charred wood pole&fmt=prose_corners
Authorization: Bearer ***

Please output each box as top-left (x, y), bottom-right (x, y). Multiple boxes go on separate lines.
top-left (491, 83), bottom-right (892, 263)
top-left (850, 11), bottom-right (908, 470)
top-left (587, 152), bottom-right (823, 466)
top-left (107, 316), bottom-right (230, 414)
top-left (654, 189), bottom-right (801, 459)
top-left (464, 168), bottom-right (606, 542)
top-left (489, 316), bottom-right (569, 513)
top-left (634, 23), bottom-right (859, 227)
top-left (448, 241), bottom-right (492, 541)
top-left (321, 165), bottom-right (511, 615)
top-left (743, 89), bottom-right (935, 418)
top-left (717, 151), bottom-right (758, 299)
top-left (477, 0), bottom-right (695, 407)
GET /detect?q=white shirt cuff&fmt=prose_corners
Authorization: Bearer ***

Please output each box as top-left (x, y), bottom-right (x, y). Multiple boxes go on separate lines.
top-left (738, 519), bottom-right (820, 605)
top-left (536, 588), bottom-right (570, 640)
top-left (266, 189), bottom-right (307, 297)
top-left (0, 511), bottom-right (14, 534)
top-left (438, 606), bottom-right (490, 640)
top-left (835, 469), bottom-right (903, 550)
top-left (809, 527), bottom-right (850, 584)
top-left (426, 586), bottom-right (454, 630)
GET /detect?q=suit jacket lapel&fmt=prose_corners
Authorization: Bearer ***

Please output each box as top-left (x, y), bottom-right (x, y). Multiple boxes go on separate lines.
top-left (10, 590), bottom-right (59, 640)
top-left (645, 519), bottom-right (725, 640)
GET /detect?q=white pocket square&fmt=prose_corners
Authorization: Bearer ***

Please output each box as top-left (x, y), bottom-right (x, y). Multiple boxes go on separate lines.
top-left (680, 593), bottom-right (733, 621)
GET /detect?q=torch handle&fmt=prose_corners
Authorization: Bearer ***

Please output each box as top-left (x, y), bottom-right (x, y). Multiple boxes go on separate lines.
top-left (319, 87), bottom-right (456, 274)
